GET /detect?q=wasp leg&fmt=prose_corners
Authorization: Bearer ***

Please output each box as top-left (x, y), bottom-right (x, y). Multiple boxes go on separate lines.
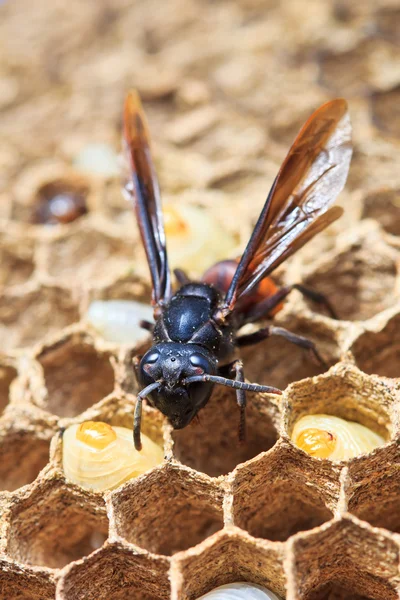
top-left (243, 284), bottom-right (337, 324)
top-left (134, 396), bottom-right (143, 451)
top-left (174, 268), bottom-right (191, 286)
top-left (139, 319), bottom-right (154, 332)
top-left (292, 284), bottom-right (338, 319)
top-left (230, 360), bottom-right (247, 443)
top-left (242, 287), bottom-right (293, 323)
top-left (139, 319), bottom-right (154, 333)
top-left (237, 325), bottom-right (328, 368)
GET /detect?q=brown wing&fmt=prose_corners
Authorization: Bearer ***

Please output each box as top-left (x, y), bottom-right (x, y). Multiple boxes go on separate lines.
top-left (223, 99), bottom-right (352, 311)
top-left (123, 90), bottom-right (171, 307)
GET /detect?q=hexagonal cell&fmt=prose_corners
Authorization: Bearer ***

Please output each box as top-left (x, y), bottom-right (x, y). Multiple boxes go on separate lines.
top-left (171, 528), bottom-right (286, 600)
top-left (241, 314), bottom-right (340, 391)
top-left (11, 163), bottom-right (94, 224)
top-left (85, 270), bottom-right (151, 306)
top-left (375, 6), bottom-right (400, 44)
top-left (0, 427), bottom-right (50, 491)
top-left (38, 335), bottom-right (115, 417)
top-left (346, 443), bottom-right (400, 533)
top-left (317, 42), bottom-right (370, 96)
top-left (361, 187), bottom-right (400, 237)
top-left (45, 227), bottom-right (135, 287)
top-left (0, 285), bottom-right (79, 351)
top-left (370, 85), bottom-right (400, 140)
top-left (302, 225), bottom-right (399, 321)
top-left (109, 464), bottom-right (224, 556)
top-left (31, 176), bottom-right (89, 225)
top-left (0, 362), bottom-right (17, 415)
top-left (50, 396), bottom-right (165, 482)
top-left (290, 517), bottom-right (399, 600)
top-left (0, 233), bottom-right (35, 288)
top-left (6, 477), bottom-right (108, 569)
top-left (172, 385), bottom-right (280, 477)
top-left (231, 443), bottom-right (338, 542)
top-left (0, 558), bottom-right (55, 600)
top-left (351, 312), bottom-right (400, 378)
top-left (302, 575), bottom-right (398, 600)
top-left (58, 543), bottom-right (170, 600)
top-left (284, 363), bottom-right (393, 450)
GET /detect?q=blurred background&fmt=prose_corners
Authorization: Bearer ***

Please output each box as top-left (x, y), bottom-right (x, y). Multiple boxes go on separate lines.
top-left (1, 0), bottom-right (399, 216)
top-left (0, 0), bottom-right (399, 352)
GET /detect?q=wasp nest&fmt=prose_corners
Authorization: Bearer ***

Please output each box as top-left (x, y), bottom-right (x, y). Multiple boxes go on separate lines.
top-left (1, 0), bottom-right (400, 599)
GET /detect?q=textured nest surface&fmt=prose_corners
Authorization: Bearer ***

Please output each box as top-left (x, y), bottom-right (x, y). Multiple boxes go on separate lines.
top-left (1, 0), bottom-right (400, 599)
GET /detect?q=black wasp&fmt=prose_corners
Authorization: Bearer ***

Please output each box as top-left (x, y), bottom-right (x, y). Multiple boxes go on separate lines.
top-left (123, 91), bottom-right (352, 450)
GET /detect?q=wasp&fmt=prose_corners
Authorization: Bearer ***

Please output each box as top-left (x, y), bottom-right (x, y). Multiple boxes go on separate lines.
top-left (123, 92), bottom-right (352, 450)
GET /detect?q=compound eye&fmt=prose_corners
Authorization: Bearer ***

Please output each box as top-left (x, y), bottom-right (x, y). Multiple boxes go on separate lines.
top-left (189, 353), bottom-right (210, 373)
top-left (144, 351), bottom-right (160, 364)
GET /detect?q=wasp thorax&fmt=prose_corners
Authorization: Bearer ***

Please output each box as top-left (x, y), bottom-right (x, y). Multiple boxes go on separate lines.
top-left (76, 421), bottom-right (117, 450)
top-left (292, 414), bottom-right (385, 461)
top-left (63, 421), bottom-right (163, 491)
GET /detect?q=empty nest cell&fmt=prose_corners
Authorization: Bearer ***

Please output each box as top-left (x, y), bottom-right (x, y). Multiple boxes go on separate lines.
top-left (172, 529), bottom-right (285, 600)
top-left (0, 285), bottom-right (79, 351)
top-left (370, 85), bottom-right (400, 140)
top-left (347, 444), bottom-right (400, 533)
top-left (0, 363), bottom-right (17, 415)
top-left (351, 312), bottom-right (400, 378)
top-left (303, 227), bottom-right (399, 322)
top-left (240, 316), bottom-right (339, 391)
top-left (0, 234), bottom-right (35, 288)
top-left (38, 336), bottom-right (115, 417)
top-left (304, 584), bottom-right (396, 600)
top-left (361, 187), bottom-right (400, 237)
top-left (317, 40), bottom-right (370, 96)
top-left (58, 543), bottom-right (170, 600)
top-left (6, 477), bottom-right (109, 569)
top-left (172, 385), bottom-right (280, 477)
top-left (45, 227), bottom-right (135, 287)
top-left (0, 428), bottom-right (50, 491)
top-left (0, 559), bottom-right (55, 600)
top-left (109, 464), bottom-right (224, 556)
top-left (231, 443), bottom-right (337, 542)
top-left (291, 518), bottom-right (399, 600)
top-left (374, 5), bottom-right (400, 44)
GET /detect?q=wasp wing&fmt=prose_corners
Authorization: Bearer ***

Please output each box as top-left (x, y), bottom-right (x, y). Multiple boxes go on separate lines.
top-left (223, 99), bottom-right (352, 312)
top-left (123, 91), bottom-right (171, 307)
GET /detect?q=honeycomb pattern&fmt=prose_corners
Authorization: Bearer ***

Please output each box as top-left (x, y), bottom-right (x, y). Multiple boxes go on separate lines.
top-left (1, 0), bottom-right (400, 599)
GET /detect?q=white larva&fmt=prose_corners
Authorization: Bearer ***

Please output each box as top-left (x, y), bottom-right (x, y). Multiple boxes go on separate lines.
top-left (85, 299), bottom-right (154, 344)
top-left (74, 143), bottom-right (120, 178)
top-left (62, 421), bottom-right (163, 492)
top-left (197, 583), bottom-right (282, 600)
top-left (291, 414), bottom-right (386, 461)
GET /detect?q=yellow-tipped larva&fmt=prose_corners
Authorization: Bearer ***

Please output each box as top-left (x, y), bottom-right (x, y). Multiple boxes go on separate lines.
top-left (85, 299), bottom-right (154, 344)
top-left (197, 583), bottom-right (282, 600)
top-left (62, 421), bottom-right (163, 491)
top-left (163, 203), bottom-right (237, 274)
top-left (291, 414), bottom-right (385, 461)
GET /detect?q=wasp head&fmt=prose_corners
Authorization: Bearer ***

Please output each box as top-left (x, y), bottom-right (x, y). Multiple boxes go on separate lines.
top-left (139, 342), bottom-right (217, 428)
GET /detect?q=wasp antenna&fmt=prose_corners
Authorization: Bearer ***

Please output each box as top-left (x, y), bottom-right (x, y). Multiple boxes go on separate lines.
top-left (183, 375), bottom-right (282, 395)
top-left (134, 382), bottom-right (161, 451)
